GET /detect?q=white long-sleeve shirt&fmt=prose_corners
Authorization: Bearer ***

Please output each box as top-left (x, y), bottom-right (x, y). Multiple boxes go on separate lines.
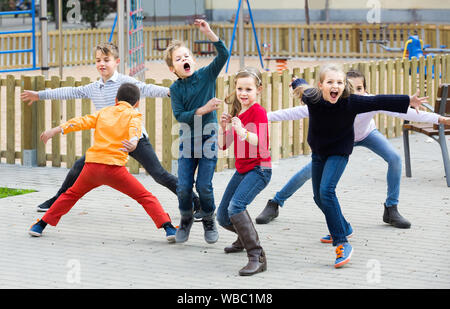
top-left (268, 105), bottom-right (439, 142)
top-left (38, 71), bottom-right (169, 138)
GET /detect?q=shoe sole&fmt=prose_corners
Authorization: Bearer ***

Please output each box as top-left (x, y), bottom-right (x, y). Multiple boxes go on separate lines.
top-left (320, 233), bottom-right (353, 244)
top-left (255, 214), bottom-right (278, 225)
top-left (166, 235), bottom-right (176, 243)
top-left (334, 248), bottom-right (353, 268)
top-left (36, 207), bottom-right (49, 213)
top-left (383, 218), bottom-right (411, 229)
top-left (28, 230), bottom-right (42, 237)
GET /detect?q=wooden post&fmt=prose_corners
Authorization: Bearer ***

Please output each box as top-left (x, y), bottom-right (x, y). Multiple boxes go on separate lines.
top-left (51, 76), bottom-right (61, 167)
top-left (6, 75), bottom-right (16, 164)
top-left (21, 76), bottom-right (36, 166)
top-left (162, 79), bottom-right (173, 172)
top-left (386, 60), bottom-right (394, 138)
top-left (270, 71), bottom-right (280, 163)
top-left (281, 69), bottom-right (290, 158)
top-left (292, 67), bottom-right (301, 156)
top-left (302, 67), bottom-right (312, 155)
top-left (394, 59), bottom-right (402, 137)
top-left (145, 78), bottom-right (157, 149)
top-left (64, 76), bottom-right (76, 168)
top-left (81, 77), bottom-right (92, 155)
top-left (378, 60), bottom-right (386, 135)
top-left (216, 76), bottom-right (225, 172)
top-left (35, 75), bottom-right (46, 166)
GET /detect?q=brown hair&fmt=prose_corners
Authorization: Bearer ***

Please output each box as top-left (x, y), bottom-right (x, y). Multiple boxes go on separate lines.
top-left (346, 69), bottom-right (366, 90)
top-left (225, 67), bottom-right (263, 117)
top-left (293, 63), bottom-right (354, 103)
top-left (94, 42), bottom-right (119, 59)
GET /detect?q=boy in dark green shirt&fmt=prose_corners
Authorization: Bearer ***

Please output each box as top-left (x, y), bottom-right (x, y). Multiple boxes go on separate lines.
top-left (164, 19), bottom-right (229, 244)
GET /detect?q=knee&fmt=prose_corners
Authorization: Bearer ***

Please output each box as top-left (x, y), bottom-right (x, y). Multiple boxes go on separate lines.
top-left (176, 183), bottom-right (193, 199)
top-left (195, 182), bottom-right (213, 197)
top-left (319, 185), bottom-right (336, 204)
top-left (386, 151), bottom-right (402, 166)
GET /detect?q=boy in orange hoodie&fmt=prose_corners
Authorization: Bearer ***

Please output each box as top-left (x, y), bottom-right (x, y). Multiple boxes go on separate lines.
top-left (28, 83), bottom-right (177, 242)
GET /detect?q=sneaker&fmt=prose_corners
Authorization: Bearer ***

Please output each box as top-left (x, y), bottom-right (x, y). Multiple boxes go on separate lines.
top-left (29, 220), bottom-right (45, 237)
top-left (36, 197), bottom-right (56, 212)
top-left (202, 214), bottom-right (219, 244)
top-left (320, 232), bottom-right (353, 244)
top-left (334, 243), bottom-right (353, 268)
top-left (175, 215), bottom-right (194, 243)
top-left (165, 226), bottom-right (177, 243)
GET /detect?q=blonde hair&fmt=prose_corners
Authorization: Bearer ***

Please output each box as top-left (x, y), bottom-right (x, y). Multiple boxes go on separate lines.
top-left (163, 40), bottom-right (192, 68)
top-left (225, 67), bottom-right (263, 117)
top-left (94, 42), bottom-right (119, 59)
top-left (293, 63), bottom-right (354, 103)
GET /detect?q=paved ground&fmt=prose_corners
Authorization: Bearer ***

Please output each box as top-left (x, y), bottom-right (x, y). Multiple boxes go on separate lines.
top-left (0, 133), bottom-right (449, 289)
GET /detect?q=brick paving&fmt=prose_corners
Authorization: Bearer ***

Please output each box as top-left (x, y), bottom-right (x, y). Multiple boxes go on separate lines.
top-left (0, 133), bottom-right (449, 289)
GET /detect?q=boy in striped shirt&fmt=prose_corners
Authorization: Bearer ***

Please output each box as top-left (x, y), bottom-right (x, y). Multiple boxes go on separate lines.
top-left (21, 42), bottom-right (200, 214)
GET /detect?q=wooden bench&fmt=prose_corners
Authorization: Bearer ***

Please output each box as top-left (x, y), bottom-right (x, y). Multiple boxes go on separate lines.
top-left (153, 38), bottom-right (172, 51)
top-left (193, 40), bottom-right (215, 56)
top-left (402, 84), bottom-right (450, 186)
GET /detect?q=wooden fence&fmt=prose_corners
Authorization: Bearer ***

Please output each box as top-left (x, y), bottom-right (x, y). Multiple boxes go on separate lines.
top-left (1, 54), bottom-right (449, 174)
top-left (1, 23), bottom-right (450, 70)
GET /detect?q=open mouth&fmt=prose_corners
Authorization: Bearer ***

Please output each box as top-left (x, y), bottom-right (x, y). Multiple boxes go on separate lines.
top-left (183, 63), bottom-right (191, 72)
top-left (330, 91), bottom-right (339, 100)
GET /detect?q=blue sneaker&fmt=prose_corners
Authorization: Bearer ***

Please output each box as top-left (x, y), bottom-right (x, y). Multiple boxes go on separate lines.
top-left (165, 226), bottom-right (177, 243)
top-left (29, 220), bottom-right (45, 237)
top-left (334, 243), bottom-right (353, 268)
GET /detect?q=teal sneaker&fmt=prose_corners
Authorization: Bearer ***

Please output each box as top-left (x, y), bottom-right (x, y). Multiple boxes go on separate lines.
top-left (334, 243), bottom-right (353, 268)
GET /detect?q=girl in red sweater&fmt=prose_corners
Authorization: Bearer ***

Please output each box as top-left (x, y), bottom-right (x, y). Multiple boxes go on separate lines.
top-left (217, 67), bottom-right (271, 276)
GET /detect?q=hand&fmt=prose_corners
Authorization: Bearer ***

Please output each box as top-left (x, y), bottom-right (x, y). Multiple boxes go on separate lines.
top-left (439, 116), bottom-right (450, 126)
top-left (204, 97), bottom-right (222, 114)
top-left (220, 112), bottom-right (232, 131)
top-left (40, 127), bottom-right (61, 144)
top-left (409, 89), bottom-right (428, 113)
top-left (231, 117), bottom-right (245, 136)
top-left (21, 90), bottom-right (39, 106)
top-left (119, 139), bottom-right (138, 153)
top-left (194, 19), bottom-right (211, 34)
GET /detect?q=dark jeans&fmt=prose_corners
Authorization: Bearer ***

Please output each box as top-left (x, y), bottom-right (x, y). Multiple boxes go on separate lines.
top-left (311, 153), bottom-right (352, 246)
top-left (177, 134), bottom-right (218, 216)
top-left (39, 136), bottom-right (182, 207)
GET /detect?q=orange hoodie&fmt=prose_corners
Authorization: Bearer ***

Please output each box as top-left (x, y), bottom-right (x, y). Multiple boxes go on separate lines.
top-left (60, 101), bottom-right (142, 166)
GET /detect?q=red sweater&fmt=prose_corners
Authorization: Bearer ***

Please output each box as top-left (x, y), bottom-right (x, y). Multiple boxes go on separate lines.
top-left (222, 103), bottom-right (271, 174)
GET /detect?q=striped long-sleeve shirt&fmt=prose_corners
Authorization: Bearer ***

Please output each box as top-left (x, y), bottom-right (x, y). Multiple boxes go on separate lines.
top-left (38, 71), bottom-right (169, 137)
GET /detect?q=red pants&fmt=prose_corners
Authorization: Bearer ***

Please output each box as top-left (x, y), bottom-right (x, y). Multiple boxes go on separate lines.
top-left (42, 163), bottom-right (171, 228)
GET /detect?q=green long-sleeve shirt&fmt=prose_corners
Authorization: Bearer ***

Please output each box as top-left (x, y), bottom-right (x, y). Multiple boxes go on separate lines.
top-left (170, 40), bottom-right (229, 138)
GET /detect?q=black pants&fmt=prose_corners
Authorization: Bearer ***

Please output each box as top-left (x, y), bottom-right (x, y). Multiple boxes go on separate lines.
top-left (40, 136), bottom-right (182, 207)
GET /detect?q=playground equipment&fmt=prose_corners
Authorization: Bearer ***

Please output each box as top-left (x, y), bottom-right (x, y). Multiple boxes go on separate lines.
top-left (262, 43), bottom-right (290, 73)
top-left (225, 0), bottom-right (264, 73)
top-left (371, 34), bottom-right (450, 60)
top-left (109, 0), bottom-right (146, 80)
top-left (0, 0), bottom-right (39, 73)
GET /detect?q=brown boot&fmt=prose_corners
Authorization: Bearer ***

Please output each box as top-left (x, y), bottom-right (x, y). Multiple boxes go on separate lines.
top-left (230, 210), bottom-right (267, 276)
top-left (222, 225), bottom-right (244, 253)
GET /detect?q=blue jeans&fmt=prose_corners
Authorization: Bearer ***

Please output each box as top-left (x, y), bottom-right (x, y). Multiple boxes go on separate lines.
top-left (217, 166), bottom-right (272, 227)
top-left (311, 153), bottom-right (352, 246)
top-left (274, 129), bottom-right (401, 207)
top-left (177, 135), bottom-right (218, 216)
top-left (354, 129), bottom-right (401, 206)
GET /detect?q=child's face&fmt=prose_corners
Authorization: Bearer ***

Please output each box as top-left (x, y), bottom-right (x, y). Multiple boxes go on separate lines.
top-left (347, 77), bottom-right (366, 95)
top-left (235, 76), bottom-right (261, 108)
top-left (170, 46), bottom-right (196, 79)
top-left (95, 50), bottom-right (120, 81)
top-left (318, 70), bottom-right (346, 104)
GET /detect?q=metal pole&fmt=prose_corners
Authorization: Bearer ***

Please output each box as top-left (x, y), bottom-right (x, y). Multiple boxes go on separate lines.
top-left (58, 0), bottom-right (63, 78)
top-left (40, 0), bottom-right (49, 78)
top-left (118, 0), bottom-right (125, 74)
top-left (238, 0), bottom-right (244, 69)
